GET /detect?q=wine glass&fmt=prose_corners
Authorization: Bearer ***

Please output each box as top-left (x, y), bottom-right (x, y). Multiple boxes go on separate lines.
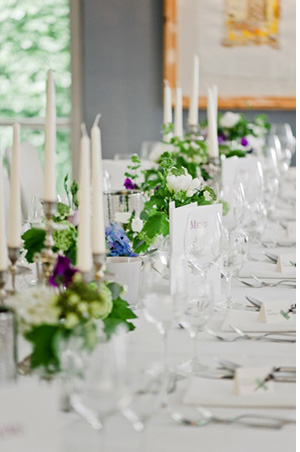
top-left (140, 254), bottom-right (188, 370)
top-left (69, 340), bottom-right (124, 451)
top-left (216, 182), bottom-right (246, 233)
top-left (184, 211), bottom-right (222, 281)
top-left (177, 278), bottom-right (215, 374)
top-left (243, 200), bottom-right (267, 244)
top-left (118, 331), bottom-right (167, 450)
top-left (218, 229), bottom-right (248, 310)
top-left (270, 124), bottom-right (295, 182)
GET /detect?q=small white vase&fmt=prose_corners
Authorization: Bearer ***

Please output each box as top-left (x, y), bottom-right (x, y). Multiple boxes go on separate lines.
top-left (106, 256), bottom-right (142, 308)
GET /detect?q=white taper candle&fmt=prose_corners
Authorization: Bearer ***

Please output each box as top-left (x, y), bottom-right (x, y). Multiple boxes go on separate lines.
top-left (163, 80), bottom-right (172, 124)
top-left (0, 161), bottom-right (8, 270)
top-left (188, 54), bottom-right (199, 126)
top-left (43, 70), bottom-right (56, 202)
top-left (207, 87), bottom-right (219, 158)
top-left (77, 124), bottom-right (93, 273)
top-left (174, 83), bottom-right (183, 138)
top-left (91, 114), bottom-right (106, 255)
top-left (8, 123), bottom-right (21, 248)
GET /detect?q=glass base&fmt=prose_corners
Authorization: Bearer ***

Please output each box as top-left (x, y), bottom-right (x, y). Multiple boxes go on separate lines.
top-left (217, 297), bottom-right (244, 311)
top-left (176, 359), bottom-right (208, 377)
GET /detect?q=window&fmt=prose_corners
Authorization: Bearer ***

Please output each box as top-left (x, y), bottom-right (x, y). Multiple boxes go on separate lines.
top-left (0, 0), bottom-right (73, 193)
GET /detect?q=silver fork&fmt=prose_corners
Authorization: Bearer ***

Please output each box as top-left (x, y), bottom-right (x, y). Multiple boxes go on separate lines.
top-left (239, 277), bottom-right (296, 288)
top-left (205, 328), bottom-right (295, 343)
top-left (262, 241), bottom-right (296, 248)
top-left (205, 328), bottom-right (244, 342)
top-left (230, 325), bottom-right (296, 343)
top-left (251, 274), bottom-right (296, 288)
top-left (171, 410), bottom-right (289, 430)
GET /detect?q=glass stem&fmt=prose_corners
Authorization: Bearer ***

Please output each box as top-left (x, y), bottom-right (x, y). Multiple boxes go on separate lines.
top-left (97, 423), bottom-right (106, 452)
top-left (191, 329), bottom-right (199, 370)
top-left (161, 329), bottom-right (169, 371)
top-left (225, 275), bottom-right (232, 308)
top-left (138, 421), bottom-right (148, 452)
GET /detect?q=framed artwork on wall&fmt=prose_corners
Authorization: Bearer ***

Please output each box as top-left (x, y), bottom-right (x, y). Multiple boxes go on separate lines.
top-left (163, 0), bottom-right (296, 109)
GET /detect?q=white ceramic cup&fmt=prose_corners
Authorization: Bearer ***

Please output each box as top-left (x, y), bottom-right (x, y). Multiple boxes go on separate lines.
top-left (106, 256), bottom-right (142, 308)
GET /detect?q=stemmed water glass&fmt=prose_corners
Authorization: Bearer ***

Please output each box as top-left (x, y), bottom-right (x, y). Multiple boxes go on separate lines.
top-left (69, 339), bottom-right (125, 451)
top-left (118, 331), bottom-right (168, 451)
top-left (218, 229), bottom-right (248, 310)
top-left (177, 278), bottom-right (215, 374)
top-left (235, 162), bottom-right (267, 244)
top-left (184, 211), bottom-right (222, 281)
top-left (140, 254), bottom-right (188, 371)
top-left (216, 182), bottom-right (246, 233)
top-left (270, 124), bottom-right (295, 170)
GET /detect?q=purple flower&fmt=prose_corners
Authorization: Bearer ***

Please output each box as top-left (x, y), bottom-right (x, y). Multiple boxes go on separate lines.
top-left (105, 222), bottom-right (137, 257)
top-left (124, 178), bottom-right (136, 190)
top-left (154, 185), bottom-right (159, 191)
top-left (49, 255), bottom-right (77, 288)
top-left (218, 132), bottom-right (227, 144)
top-left (241, 137), bottom-right (249, 147)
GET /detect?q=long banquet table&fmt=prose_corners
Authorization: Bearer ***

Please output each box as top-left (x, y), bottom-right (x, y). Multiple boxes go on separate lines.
top-left (59, 176), bottom-right (296, 452)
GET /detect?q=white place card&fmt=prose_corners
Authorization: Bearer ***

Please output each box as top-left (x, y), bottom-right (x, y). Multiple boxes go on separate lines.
top-left (169, 202), bottom-right (222, 294)
top-left (258, 300), bottom-right (295, 324)
top-left (286, 221), bottom-right (296, 240)
top-left (233, 367), bottom-right (274, 396)
top-left (276, 253), bottom-right (296, 276)
top-left (0, 381), bottom-right (60, 452)
top-left (221, 154), bottom-right (259, 187)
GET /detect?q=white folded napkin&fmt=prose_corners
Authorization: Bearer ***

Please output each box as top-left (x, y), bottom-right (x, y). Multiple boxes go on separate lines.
top-left (239, 261), bottom-right (296, 279)
top-left (183, 378), bottom-right (295, 408)
top-left (221, 309), bottom-right (296, 333)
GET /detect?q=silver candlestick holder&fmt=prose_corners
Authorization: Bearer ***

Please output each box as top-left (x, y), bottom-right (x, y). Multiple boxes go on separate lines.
top-left (8, 247), bottom-right (20, 294)
top-left (93, 253), bottom-right (106, 289)
top-left (0, 270), bottom-right (8, 304)
top-left (34, 200), bottom-right (57, 286)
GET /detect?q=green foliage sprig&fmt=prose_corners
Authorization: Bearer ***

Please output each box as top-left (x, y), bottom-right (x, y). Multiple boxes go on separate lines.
top-left (22, 174), bottom-right (78, 264)
top-left (124, 152), bottom-right (217, 254)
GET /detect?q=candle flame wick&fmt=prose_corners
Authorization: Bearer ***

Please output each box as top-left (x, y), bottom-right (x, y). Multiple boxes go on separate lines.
top-left (93, 114), bottom-right (101, 127)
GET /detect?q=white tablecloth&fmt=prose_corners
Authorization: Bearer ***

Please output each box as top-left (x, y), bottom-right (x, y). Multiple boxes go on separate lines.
top-left (10, 173), bottom-right (297, 452)
top-left (60, 205), bottom-right (296, 451)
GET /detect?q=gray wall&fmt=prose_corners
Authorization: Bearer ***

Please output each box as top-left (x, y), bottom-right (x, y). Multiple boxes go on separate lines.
top-left (82, 0), bottom-right (296, 163)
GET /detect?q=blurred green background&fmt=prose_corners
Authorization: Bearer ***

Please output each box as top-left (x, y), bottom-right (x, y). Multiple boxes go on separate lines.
top-left (0, 0), bottom-right (71, 193)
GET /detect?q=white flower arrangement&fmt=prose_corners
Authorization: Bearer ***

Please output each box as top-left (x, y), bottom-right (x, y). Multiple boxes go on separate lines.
top-left (166, 168), bottom-right (202, 197)
top-left (219, 112), bottom-right (241, 128)
top-left (6, 287), bottom-right (59, 333)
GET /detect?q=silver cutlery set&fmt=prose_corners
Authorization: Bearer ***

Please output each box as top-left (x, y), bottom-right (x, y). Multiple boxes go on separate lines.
top-left (171, 359), bottom-right (296, 429)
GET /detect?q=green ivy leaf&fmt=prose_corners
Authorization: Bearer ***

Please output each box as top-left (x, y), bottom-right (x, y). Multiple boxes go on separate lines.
top-left (22, 228), bottom-right (46, 263)
top-left (25, 324), bottom-right (63, 373)
top-left (142, 212), bottom-right (169, 239)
